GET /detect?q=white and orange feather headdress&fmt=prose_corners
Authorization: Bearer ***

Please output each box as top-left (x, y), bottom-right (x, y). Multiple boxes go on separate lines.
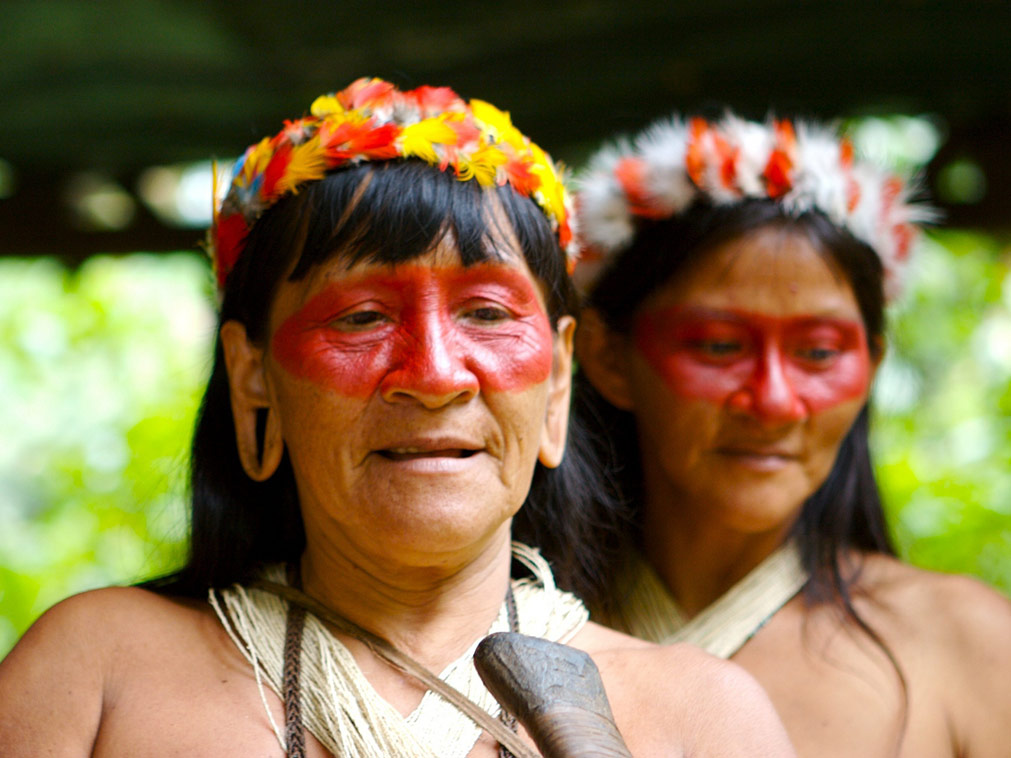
top-left (575, 114), bottom-right (934, 298)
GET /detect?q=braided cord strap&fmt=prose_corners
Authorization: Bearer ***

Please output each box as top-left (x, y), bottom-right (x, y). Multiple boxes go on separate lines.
top-left (498, 586), bottom-right (520, 758)
top-left (252, 579), bottom-right (540, 758)
top-left (282, 602), bottom-right (307, 758)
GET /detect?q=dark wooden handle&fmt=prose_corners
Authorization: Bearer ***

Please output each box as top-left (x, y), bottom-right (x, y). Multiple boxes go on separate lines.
top-left (475, 632), bottom-right (634, 758)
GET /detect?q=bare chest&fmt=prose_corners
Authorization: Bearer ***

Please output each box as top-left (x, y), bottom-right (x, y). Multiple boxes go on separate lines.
top-left (91, 640), bottom-right (316, 758)
top-left (732, 599), bottom-right (952, 758)
top-left (91, 626), bottom-right (511, 758)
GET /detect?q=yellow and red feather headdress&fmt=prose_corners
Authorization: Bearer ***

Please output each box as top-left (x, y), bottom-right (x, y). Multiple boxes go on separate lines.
top-left (209, 78), bottom-right (575, 288)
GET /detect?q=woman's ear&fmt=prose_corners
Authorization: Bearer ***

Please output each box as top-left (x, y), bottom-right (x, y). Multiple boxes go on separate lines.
top-left (220, 320), bottom-right (284, 482)
top-left (538, 315), bottom-right (576, 469)
top-left (574, 308), bottom-right (635, 411)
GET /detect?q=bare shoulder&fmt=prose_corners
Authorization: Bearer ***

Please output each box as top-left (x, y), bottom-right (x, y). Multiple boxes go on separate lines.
top-left (855, 553), bottom-right (1011, 649)
top-left (0, 587), bottom-right (218, 757)
top-left (5, 585), bottom-right (216, 666)
top-left (572, 622), bottom-right (795, 757)
top-left (855, 554), bottom-right (1011, 756)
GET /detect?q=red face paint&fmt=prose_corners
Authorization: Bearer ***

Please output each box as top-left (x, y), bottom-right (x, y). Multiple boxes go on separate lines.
top-left (272, 263), bottom-right (554, 398)
top-left (633, 306), bottom-right (871, 423)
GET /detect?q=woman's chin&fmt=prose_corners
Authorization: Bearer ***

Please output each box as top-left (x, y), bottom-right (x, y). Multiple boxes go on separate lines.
top-left (700, 482), bottom-right (808, 535)
top-left (340, 497), bottom-right (515, 566)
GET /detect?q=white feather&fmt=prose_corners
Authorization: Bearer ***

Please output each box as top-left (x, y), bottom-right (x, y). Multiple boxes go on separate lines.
top-left (721, 115), bottom-right (774, 197)
top-left (573, 112), bottom-right (932, 298)
top-left (636, 118), bottom-right (695, 214)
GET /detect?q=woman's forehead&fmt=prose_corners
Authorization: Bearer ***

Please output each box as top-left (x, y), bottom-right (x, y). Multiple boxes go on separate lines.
top-left (645, 227), bottom-right (861, 318)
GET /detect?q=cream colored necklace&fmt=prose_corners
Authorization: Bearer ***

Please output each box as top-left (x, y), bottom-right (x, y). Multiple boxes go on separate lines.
top-left (608, 541), bottom-right (807, 658)
top-left (209, 542), bottom-right (588, 757)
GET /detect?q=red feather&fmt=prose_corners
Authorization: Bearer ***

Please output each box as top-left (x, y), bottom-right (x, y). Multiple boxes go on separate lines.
top-left (319, 120), bottom-right (400, 162)
top-left (846, 178), bottom-right (861, 213)
top-left (261, 143), bottom-right (293, 201)
top-left (839, 138), bottom-right (854, 168)
top-left (339, 78), bottom-right (396, 110)
top-left (410, 86), bottom-right (463, 116)
top-left (615, 157), bottom-right (665, 219)
top-left (764, 149), bottom-right (793, 198)
top-left (713, 133), bottom-right (738, 190)
top-left (685, 118), bottom-right (710, 186)
top-left (214, 213), bottom-right (248, 288)
top-left (558, 220), bottom-right (573, 261)
top-left (445, 118), bottom-right (481, 146)
top-left (503, 156), bottom-right (539, 196)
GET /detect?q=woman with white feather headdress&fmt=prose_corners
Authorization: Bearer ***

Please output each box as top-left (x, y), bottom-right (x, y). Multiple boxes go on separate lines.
top-left (525, 111), bottom-right (1011, 757)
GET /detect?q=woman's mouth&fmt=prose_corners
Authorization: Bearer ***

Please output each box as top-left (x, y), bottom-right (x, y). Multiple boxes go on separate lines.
top-left (716, 447), bottom-right (799, 471)
top-left (379, 447), bottom-right (480, 461)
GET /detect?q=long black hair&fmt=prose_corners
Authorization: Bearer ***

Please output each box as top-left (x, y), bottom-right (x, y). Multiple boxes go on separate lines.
top-left (528, 198), bottom-right (896, 623)
top-left (149, 160), bottom-right (606, 596)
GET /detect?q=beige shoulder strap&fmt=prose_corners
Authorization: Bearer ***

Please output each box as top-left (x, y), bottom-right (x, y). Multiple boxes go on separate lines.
top-left (616, 541), bottom-right (808, 659)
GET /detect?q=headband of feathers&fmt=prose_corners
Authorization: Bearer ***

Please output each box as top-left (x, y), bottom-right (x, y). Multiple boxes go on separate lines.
top-left (575, 114), bottom-right (934, 299)
top-left (209, 77), bottom-right (575, 288)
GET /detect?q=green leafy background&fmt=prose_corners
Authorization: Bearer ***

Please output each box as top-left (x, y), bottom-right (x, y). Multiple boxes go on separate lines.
top-left (1, 231), bottom-right (1010, 656)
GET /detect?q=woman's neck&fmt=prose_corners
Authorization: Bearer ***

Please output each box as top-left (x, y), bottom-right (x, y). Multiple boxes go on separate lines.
top-left (298, 525), bottom-right (513, 673)
top-left (639, 482), bottom-right (794, 619)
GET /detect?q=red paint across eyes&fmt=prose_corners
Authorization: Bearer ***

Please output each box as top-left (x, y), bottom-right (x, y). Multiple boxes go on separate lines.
top-left (633, 306), bottom-right (871, 422)
top-left (272, 264), bottom-right (554, 398)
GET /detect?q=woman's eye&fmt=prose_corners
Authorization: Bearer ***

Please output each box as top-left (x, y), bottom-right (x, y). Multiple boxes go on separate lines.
top-left (465, 305), bottom-right (511, 323)
top-left (795, 346), bottom-right (840, 363)
top-left (691, 340), bottom-right (743, 357)
top-left (332, 310), bottom-right (389, 331)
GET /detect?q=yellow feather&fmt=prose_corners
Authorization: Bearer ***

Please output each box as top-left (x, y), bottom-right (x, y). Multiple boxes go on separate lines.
top-left (530, 149), bottom-right (566, 222)
top-left (211, 158), bottom-right (220, 225)
top-left (461, 145), bottom-right (507, 186)
top-left (471, 99), bottom-right (526, 150)
top-left (310, 95), bottom-right (344, 118)
top-left (401, 117), bottom-right (458, 164)
top-left (241, 137), bottom-right (275, 185)
top-left (470, 99), bottom-right (510, 133)
top-left (276, 136), bottom-right (328, 195)
top-left (455, 160), bottom-right (474, 182)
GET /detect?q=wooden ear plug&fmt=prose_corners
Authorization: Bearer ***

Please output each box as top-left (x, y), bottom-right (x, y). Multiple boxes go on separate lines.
top-left (475, 633), bottom-right (633, 758)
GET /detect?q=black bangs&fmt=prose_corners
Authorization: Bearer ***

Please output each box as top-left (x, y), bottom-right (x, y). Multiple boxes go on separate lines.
top-left (288, 161), bottom-right (507, 278)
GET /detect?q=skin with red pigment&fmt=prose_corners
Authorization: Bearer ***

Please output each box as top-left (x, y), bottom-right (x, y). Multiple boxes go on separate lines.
top-left (578, 226), bottom-right (1011, 758)
top-left (589, 227), bottom-right (879, 541)
top-left (0, 235), bottom-right (800, 758)
top-left (633, 306), bottom-right (871, 423)
top-left (253, 243), bottom-right (571, 570)
top-left (272, 263), bottom-right (554, 398)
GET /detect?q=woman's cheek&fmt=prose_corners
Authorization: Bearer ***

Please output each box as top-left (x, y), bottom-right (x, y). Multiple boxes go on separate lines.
top-left (273, 320), bottom-right (555, 397)
top-left (787, 352), bottom-right (871, 412)
top-left (464, 318), bottom-right (554, 391)
top-left (671, 356), bottom-right (753, 403)
top-left (634, 326), bottom-right (749, 404)
top-left (272, 327), bottom-right (396, 398)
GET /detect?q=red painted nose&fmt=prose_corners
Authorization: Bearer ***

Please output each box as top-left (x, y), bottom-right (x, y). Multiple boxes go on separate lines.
top-left (380, 313), bottom-right (479, 407)
top-left (727, 345), bottom-right (806, 424)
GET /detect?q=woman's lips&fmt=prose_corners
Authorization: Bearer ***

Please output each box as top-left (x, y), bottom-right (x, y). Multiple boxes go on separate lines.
top-left (716, 446), bottom-right (799, 470)
top-left (372, 436), bottom-right (486, 468)
top-left (379, 447), bottom-right (479, 461)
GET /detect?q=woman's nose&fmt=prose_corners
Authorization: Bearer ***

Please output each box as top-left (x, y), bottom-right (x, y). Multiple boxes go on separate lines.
top-left (727, 346), bottom-right (806, 424)
top-left (380, 312), bottom-right (479, 408)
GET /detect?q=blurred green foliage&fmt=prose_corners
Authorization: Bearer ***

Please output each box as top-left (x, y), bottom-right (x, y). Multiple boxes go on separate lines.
top-left (873, 230), bottom-right (1011, 590)
top-left (0, 254), bottom-right (215, 654)
top-left (1, 233), bottom-right (1010, 657)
